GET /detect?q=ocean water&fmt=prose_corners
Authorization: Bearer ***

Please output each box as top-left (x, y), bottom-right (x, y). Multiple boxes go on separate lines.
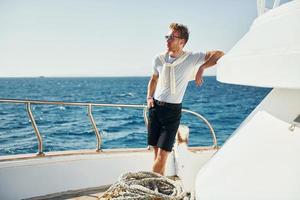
top-left (0, 77), bottom-right (271, 156)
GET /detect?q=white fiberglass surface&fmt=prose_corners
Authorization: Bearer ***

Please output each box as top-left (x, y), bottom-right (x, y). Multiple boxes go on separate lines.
top-left (196, 110), bottom-right (300, 199)
top-left (217, 0), bottom-right (300, 88)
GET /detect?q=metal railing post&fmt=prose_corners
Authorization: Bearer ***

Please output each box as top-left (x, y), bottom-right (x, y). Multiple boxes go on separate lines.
top-left (26, 102), bottom-right (44, 156)
top-left (87, 104), bottom-right (102, 151)
top-left (143, 107), bottom-right (149, 128)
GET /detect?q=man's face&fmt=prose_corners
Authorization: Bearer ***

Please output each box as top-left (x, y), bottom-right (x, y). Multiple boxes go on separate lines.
top-left (165, 29), bottom-right (185, 52)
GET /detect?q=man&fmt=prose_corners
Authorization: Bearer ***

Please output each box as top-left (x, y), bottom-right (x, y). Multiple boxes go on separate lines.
top-left (147, 23), bottom-right (224, 175)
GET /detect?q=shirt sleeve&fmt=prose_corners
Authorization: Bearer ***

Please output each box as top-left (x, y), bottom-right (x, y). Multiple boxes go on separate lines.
top-left (194, 52), bottom-right (206, 67)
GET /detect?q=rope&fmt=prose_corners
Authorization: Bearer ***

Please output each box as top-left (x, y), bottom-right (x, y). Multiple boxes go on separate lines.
top-left (99, 171), bottom-right (188, 200)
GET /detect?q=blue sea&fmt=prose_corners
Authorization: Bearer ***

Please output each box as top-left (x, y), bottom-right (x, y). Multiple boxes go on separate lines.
top-left (0, 77), bottom-right (271, 156)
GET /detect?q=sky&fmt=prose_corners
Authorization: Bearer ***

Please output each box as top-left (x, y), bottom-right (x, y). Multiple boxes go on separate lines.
top-left (0, 0), bottom-right (280, 77)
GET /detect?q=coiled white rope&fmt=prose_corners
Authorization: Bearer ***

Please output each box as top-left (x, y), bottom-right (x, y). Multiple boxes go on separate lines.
top-left (99, 171), bottom-right (188, 200)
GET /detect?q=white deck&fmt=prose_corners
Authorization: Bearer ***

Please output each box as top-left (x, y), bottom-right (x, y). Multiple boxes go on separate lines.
top-left (0, 147), bottom-right (217, 200)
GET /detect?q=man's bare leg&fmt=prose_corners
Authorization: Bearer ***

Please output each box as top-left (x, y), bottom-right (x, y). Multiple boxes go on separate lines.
top-left (153, 146), bottom-right (159, 160)
top-left (152, 148), bottom-right (169, 175)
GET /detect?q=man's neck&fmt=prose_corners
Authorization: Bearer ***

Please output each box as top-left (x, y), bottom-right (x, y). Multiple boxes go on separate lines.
top-left (168, 50), bottom-right (184, 58)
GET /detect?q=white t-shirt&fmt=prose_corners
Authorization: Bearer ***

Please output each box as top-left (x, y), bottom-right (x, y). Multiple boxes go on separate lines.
top-left (152, 52), bottom-right (206, 104)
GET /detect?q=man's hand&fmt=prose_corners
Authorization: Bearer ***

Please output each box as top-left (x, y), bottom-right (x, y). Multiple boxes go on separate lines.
top-left (194, 50), bottom-right (224, 86)
top-left (195, 67), bottom-right (204, 86)
top-left (147, 74), bottom-right (158, 108)
top-left (147, 97), bottom-right (155, 108)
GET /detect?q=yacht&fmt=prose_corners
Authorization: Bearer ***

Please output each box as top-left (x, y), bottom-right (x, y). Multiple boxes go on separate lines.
top-left (0, 0), bottom-right (299, 199)
top-left (196, 0), bottom-right (300, 199)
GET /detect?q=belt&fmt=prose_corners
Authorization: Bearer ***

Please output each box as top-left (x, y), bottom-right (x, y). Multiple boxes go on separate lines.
top-left (154, 99), bottom-right (181, 108)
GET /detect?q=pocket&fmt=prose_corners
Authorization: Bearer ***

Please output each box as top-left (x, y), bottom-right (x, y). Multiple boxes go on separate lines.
top-left (149, 106), bottom-right (155, 110)
top-left (148, 107), bottom-right (155, 118)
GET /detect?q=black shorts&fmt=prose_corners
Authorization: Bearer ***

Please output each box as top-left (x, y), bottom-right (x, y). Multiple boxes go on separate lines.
top-left (147, 99), bottom-right (182, 152)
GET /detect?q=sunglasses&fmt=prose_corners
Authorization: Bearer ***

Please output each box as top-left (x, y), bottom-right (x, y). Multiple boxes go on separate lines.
top-left (164, 35), bottom-right (182, 40)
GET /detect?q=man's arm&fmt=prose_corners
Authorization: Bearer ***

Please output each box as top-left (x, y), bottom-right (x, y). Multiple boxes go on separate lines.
top-left (147, 74), bottom-right (159, 108)
top-left (195, 50), bottom-right (224, 86)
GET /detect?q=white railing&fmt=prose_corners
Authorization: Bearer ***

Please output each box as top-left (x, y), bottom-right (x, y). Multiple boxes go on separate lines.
top-left (0, 98), bottom-right (218, 155)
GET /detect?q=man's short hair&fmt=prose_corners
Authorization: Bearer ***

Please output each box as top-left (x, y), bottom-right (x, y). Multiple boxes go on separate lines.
top-left (169, 23), bottom-right (189, 45)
